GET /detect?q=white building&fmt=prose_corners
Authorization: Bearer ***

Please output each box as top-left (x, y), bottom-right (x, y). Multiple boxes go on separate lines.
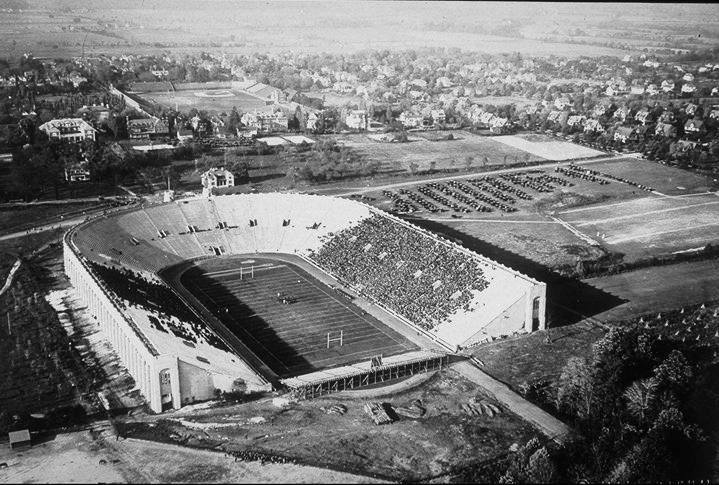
top-left (201, 167), bottom-right (235, 196)
top-left (39, 118), bottom-right (96, 143)
top-left (398, 111), bottom-right (424, 128)
top-left (241, 111), bottom-right (288, 133)
top-left (345, 110), bottom-right (369, 130)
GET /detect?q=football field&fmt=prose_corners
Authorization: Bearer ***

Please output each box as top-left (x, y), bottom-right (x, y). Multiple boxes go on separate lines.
top-left (180, 257), bottom-right (416, 378)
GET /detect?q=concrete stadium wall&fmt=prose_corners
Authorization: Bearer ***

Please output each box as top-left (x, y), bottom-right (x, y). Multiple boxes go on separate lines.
top-left (64, 237), bottom-right (175, 413)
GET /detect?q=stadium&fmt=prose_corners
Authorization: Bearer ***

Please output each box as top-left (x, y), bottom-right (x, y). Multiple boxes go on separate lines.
top-left (63, 193), bottom-right (546, 412)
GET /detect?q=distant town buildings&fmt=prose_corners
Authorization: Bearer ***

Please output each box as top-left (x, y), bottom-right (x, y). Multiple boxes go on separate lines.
top-left (241, 110), bottom-right (288, 133)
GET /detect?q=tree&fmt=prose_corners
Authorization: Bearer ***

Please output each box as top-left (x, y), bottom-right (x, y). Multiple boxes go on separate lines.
top-left (623, 378), bottom-right (656, 427)
top-left (527, 447), bottom-right (557, 484)
top-left (556, 357), bottom-right (594, 419)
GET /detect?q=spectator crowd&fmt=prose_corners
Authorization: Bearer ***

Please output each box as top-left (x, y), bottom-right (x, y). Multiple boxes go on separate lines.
top-left (310, 215), bottom-right (490, 329)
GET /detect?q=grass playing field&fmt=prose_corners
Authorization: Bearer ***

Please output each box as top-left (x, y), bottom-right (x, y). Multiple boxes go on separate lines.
top-left (180, 257), bottom-right (417, 378)
top-left (139, 89), bottom-right (269, 114)
top-left (333, 130), bottom-right (544, 172)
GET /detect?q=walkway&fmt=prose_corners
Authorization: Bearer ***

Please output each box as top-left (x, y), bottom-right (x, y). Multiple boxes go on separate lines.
top-left (452, 360), bottom-right (574, 445)
top-left (0, 258), bottom-right (21, 297)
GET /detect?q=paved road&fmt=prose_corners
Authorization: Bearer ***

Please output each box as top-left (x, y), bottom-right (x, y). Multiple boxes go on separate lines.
top-left (0, 216), bottom-right (84, 242)
top-left (452, 360), bottom-right (574, 445)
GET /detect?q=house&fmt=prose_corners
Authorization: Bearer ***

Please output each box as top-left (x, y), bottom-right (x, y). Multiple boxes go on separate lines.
top-left (127, 117), bottom-right (169, 139)
top-left (655, 123), bottom-right (677, 138)
top-left (592, 104), bottom-right (607, 118)
top-left (659, 111), bottom-right (675, 123)
top-left (676, 139), bottom-right (698, 152)
top-left (584, 119), bottom-right (605, 133)
top-left (39, 118), bottom-right (96, 143)
top-left (613, 106), bottom-right (630, 122)
top-left (345, 110), bottom-right (369, 130)
top-left (430, 109), bottom-right (446, 125)
top-left (661, 80), bottom-right (675, 93)
top-left (411, 78), bottom-right (428, 89)
top-left (614, 126), bottom-right (636, 143)
top-left (554, 97), bottom-right (572, 110)
top-left (682, 73), bottom-right (695, 82)
top-left (684, 118), bottom-right (704, 136)
top-left (65, 162), bottom-right (91, 182)
top-left (478, 111), bottom-right (496, 126)
top-left (490, 117), bottom-right (509, 134)
top-left (646, 84), bottom-right (659, 96)
top-left (709, 109), bottom-right (719, 120)
top-left (567, 115), bottom-right (586, 128)
top-left (306, 112), bottom-right (320, 132)
top-left (634, 109), bottom-right (652, 125)
top-left (685, 103), bottom-right (698, 116)
top-left (436, 76), bottom-right (452, 88)
top-left (681, 83), bottom-right (697, 95)
top-left (712, 86), bottom-right (719, 97)
top-left (201, 167), bottom-right (234, 195)
top-left (241, 110), bottom-right (288, 133)
top-left (630, 85), bottom-right (645, 95)
top-left (398, 111), bottom-right (424, 128)
top-left (546, 110), bottom-right (562, 123)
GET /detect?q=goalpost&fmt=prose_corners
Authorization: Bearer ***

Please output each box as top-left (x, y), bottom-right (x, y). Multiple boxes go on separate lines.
top-left (327, 330), bottom-right (344, 349)
top-left (239, 265), bottom-right (254, 280)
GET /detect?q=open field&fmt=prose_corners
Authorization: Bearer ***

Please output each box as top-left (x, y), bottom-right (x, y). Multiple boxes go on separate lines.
top-left (333, 131), bottom-right (545, 172)
top-left (560, 193), bottom-right (719, 261)
top-left (585, 259), bottom-right (719, 322)
top-left (181, 257), bottom-right (417, 378)
top-left (587, 157), bottom-right (717, 195)
top-left (0, 3), bottom-right (640, 59)
top-left (494, 134), bottom-right (605, 160)
top-left (120, 368), bottom-right (537, 482)
top-left (139, 89), bottom-right (269, 114)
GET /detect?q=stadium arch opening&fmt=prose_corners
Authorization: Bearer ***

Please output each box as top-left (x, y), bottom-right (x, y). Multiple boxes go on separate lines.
top-left (64, 193), bottom-right (546, 412)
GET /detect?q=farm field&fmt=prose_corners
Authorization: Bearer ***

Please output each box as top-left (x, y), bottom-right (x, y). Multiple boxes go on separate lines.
top-left (494, 134), bottom-right (605, 160)
top-left (332, 130), bottom-right (545, 172)
top-left (139, 89), bottom-right (269, 114)
top-left (180, 257), bottom-right (417, 378)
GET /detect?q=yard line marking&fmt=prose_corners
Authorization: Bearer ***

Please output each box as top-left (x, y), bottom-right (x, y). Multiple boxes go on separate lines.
top-left (606, 221), bottom-right (719, 245)
top-left (549, 215), bottom-right (601, 246)
top-left (572, 200), bottom-right (719, 227)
